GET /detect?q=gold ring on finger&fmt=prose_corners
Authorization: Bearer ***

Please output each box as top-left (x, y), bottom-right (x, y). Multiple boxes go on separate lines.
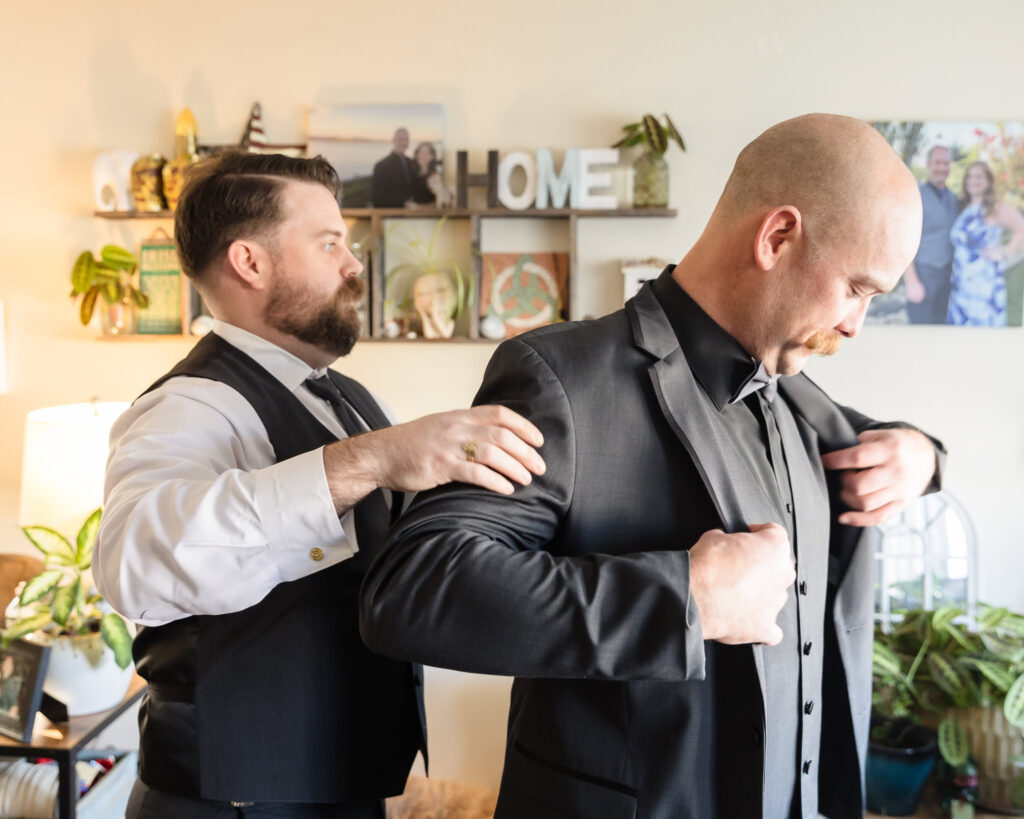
top-left (461, 441), bottom-right (478, 462)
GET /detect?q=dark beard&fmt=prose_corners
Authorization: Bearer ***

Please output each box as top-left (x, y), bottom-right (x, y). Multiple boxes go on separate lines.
top-left (265, 275), bottom-right (366, 358)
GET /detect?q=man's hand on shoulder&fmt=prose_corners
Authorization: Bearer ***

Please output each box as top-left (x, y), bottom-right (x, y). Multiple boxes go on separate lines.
top-left (689, 522), bottom-right (795, 646)
top-left (820, 428), bottom-right (937, 527)
top-left (323, 405), bottom-right (546, 512)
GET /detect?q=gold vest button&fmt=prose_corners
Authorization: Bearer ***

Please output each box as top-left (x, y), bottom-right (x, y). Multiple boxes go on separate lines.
top-left (309, 547), bottom-right (325, 561)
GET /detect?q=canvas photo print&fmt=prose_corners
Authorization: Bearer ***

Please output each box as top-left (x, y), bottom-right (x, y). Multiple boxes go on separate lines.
top-left (308, 104), bottom-right (448, 209)
top-left (867, 121), bottom-right (1024, 327)
top-left (479, 252), bottom-right (570, 339)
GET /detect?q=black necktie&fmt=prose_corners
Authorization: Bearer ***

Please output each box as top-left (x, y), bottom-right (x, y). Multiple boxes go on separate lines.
top-left (304, 374), bottom-right (391, 568)
top-left (304, 374), bottom-right (367, 437)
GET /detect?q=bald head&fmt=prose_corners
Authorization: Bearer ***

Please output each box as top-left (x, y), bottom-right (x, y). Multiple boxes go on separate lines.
top-left (676, 113), bottom-right (922, 376)
top-left (714, 113), bottom-right (917, 252)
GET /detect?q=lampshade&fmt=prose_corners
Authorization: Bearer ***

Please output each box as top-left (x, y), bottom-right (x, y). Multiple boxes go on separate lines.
top-left (19, 401), bottom-right (130, 536)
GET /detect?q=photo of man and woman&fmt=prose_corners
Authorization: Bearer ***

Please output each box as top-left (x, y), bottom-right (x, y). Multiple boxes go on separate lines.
top-left (307, 103), bottom-right (451, 209)
top-left (867, 120), bottom-right (1024, 327)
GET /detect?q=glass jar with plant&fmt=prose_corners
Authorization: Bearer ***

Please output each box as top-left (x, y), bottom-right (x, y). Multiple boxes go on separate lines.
top-left (70, 244), bottom-right (149, 335)
top-left (873, 605), bottom-right (1024, 810)
top-left (613, 113), bottom-right (686, 208)
top-left (1, 509), bottom-right (134, 715)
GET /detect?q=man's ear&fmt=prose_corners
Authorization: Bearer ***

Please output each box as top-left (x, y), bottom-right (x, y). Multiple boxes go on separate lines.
top-left (225, 239), bottom-right (270, 290)
top-left (753, 206), bottom-right (803, 271)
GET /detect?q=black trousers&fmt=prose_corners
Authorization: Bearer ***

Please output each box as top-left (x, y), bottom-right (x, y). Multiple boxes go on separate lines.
top-left (126, 778), bottom-right (386, 819)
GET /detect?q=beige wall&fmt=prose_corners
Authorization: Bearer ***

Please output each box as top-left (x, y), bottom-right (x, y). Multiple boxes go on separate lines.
top-left (2, 0), bottom-right (1024, 788)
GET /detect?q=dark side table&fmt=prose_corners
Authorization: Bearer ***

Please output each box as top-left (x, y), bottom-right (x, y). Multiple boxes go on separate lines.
top-left (0, 674), bottom-right (145, 819)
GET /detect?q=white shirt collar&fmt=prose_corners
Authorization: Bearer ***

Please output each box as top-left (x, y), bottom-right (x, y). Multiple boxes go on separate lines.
top-left (210, 320), bottom-right (325, 392)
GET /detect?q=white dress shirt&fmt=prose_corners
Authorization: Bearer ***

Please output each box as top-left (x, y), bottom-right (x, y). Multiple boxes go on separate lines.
top-left (95, 321), bottom-right (382, 627)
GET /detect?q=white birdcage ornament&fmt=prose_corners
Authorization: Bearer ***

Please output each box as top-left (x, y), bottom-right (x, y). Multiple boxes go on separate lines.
top-left (871, 490), bottom-right (978, 632)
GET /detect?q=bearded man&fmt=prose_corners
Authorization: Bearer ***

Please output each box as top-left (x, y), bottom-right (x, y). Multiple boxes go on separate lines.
top-left (95, 151), bottom-right (546, 819)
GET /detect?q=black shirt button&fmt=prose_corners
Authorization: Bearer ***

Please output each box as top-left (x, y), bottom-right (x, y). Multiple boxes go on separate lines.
top-left (803, 760), bottom-right (812, 774)
top-left (799, 581), bottom-right (807, 595)
top-left (803, 641), bottom-right (812, 656)
top-left (804, 700), bottom-right (814, 715)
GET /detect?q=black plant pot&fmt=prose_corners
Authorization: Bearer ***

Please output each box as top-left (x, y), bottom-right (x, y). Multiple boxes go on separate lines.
top-left (866, 720), bottom-right (938, 816)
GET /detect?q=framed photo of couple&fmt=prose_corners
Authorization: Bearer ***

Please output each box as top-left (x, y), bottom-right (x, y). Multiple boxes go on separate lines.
top-left (866, 120), bottom-right (1024, 327)
top-left (0, 638), bottom-right (50, 742)
top-left (308, 104), bottom-right (452, 209)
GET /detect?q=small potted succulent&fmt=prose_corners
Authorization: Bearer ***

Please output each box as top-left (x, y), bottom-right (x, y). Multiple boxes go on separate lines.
top-left (1, 509), bottom-right (134, 716)
top-left (613, 113), bottom-right (686, 208)
top-left (70, 244), bottom-right (149, 335)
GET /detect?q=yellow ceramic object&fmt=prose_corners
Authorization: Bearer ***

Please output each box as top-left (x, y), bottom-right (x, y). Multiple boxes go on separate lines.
top-left (163, 108), bottom-right (200, 211)
top-left (131, 153), bottom-right (166, 212)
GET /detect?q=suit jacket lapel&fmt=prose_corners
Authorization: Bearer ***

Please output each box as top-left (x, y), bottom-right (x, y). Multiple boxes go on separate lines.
top-left (627, 284), bottom-right (781, 705)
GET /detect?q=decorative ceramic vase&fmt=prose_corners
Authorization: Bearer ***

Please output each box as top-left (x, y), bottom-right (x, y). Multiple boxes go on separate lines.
top-left (34, 632), bottom-right (133, 716)
top-left (100, 295), bottom-right (136, 336)
top-left (632, 151), bottom-right (669, 208)
top-left (954, 706), bottom-right (1024, 810)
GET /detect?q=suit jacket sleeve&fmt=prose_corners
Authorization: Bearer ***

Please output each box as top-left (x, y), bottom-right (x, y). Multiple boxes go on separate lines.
top-left (360, 337), bottom-right (706, 681)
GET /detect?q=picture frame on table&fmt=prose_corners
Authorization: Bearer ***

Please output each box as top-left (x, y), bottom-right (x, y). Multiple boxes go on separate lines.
top-left (0, 638), bottom-right (50, 742)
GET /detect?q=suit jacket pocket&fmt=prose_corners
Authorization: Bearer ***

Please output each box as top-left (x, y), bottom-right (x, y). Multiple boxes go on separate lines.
top-left (495, 742), bottom-right (638, 819)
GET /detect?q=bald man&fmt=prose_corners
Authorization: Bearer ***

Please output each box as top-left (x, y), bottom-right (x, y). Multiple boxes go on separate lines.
top-left (360, 115), bottom-right (945, 819)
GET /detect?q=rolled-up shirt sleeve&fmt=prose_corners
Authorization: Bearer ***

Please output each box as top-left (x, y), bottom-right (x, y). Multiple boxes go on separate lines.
top-left (95, 377), bottom-right (355, 627)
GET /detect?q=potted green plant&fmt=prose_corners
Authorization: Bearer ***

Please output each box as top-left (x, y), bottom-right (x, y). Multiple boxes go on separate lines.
top-left (70, 244), bottom-right (149, 335)
top-left (612, 113), bottom-right (686, 208)
top-left (1, 508), bottom-right (134, 716)
top-left (872, 605), bottom-right (1024, 811)
top-left (384, 216), bottom-right (472, 339)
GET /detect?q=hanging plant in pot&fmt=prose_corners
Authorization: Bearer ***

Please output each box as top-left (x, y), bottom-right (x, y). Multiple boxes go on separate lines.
top-left (613, 113), bottom-right (686, 208)
top-left (1, 508), bottom-right (134, 716)
top-left (70, 244), bottom-right (149, 335)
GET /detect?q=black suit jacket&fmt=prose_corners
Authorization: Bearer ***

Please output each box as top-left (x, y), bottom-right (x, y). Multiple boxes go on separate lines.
top-left (371, 152), bottom-right (412, 207)
top-left (360, 281), bottom-right (944, 818)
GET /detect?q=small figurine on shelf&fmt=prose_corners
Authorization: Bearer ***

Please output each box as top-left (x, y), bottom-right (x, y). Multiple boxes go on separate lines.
top-left (162, 108), bottom-right (200, 210)
top-left (240, 102), bottom-right (267, 152)
top-left (130, 153), bottom-right (167, 211)
top-left (937, 756), bottom-right (979, 819)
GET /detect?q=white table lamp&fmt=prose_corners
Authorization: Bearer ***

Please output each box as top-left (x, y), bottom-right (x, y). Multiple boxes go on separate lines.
top-left (19, 401), bottom-right (130, 535)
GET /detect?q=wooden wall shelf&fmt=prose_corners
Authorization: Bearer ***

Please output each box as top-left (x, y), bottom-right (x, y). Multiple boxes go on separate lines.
top-left (93, 206), bottom-right (678, 341)
top-left (96, 207), bottom-right (676, 220)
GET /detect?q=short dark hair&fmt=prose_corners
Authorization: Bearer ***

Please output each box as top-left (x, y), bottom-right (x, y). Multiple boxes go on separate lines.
top-left (174, 151), bottom-right (340, 283)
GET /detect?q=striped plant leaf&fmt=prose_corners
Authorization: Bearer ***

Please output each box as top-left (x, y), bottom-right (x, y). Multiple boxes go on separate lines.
top-left (980, 605), bottom-right (1009, 630)
top-left (76, 508), bottom-right (101, 568)
top-left (981, 631), bottom-right (1024, 663)
top-left (0, 612), bottom-right (54, 645)
top-left (1005, 674), bottom-right (1024, 727)
top-left (101, 613), bottom-right (133, 670)
top-left (928, 654), bottom-right (972, 699)
top-left (641, 114), bottom-right (668, 155)
top-left (938, 716), bottom-right (969, 766)
top-left (79, 285), bottom-right (99, 325)
top-left (964, 658), bottom-right (1017, 693)
top-left (50, 578), bottom-right (79, 627)
top-left (873, 641), bottom-right (903, 677)
top-left (18, 569), bottom-right (63, 606)
top-left (22, 526), bottom-right (75, 564)
top-left (99, 244), bottom-right (136, 271)
top-left (932, 606), bottom-right (962, 631)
